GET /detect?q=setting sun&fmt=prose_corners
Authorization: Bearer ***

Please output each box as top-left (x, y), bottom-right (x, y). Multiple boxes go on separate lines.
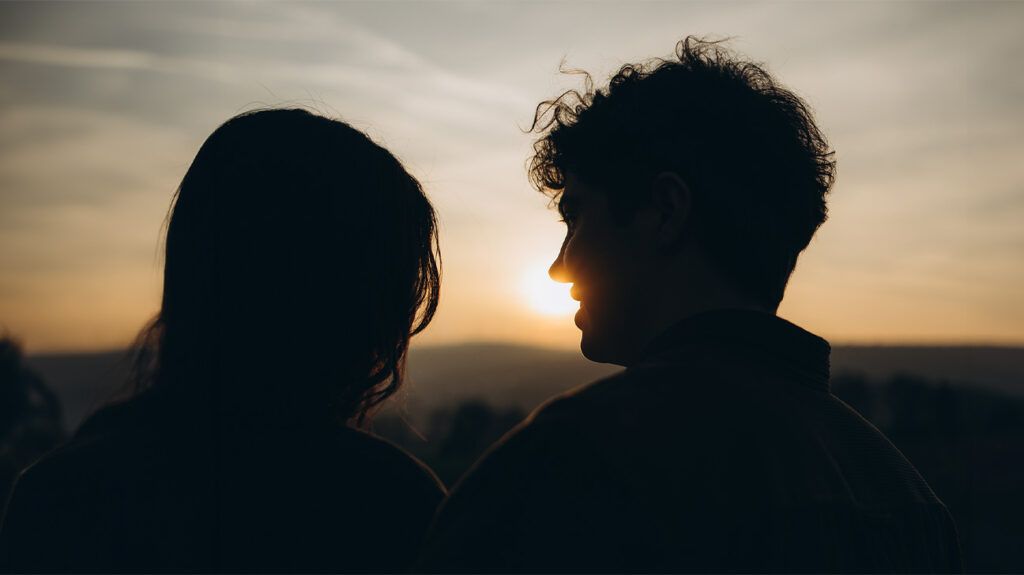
top-left (521, 264), bottom-right (578, 316)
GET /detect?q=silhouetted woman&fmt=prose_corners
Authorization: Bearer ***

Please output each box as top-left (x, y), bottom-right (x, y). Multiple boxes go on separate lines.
top-left (0, 109), bottom-right (444, 572)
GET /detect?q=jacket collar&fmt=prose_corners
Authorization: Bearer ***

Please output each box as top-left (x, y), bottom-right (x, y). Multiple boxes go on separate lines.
top-left (640, 308), bottom-right (832, 391)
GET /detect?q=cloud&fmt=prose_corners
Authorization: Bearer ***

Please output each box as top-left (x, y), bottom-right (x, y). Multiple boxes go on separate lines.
top-left (0, 41), bottom-right (156, 70)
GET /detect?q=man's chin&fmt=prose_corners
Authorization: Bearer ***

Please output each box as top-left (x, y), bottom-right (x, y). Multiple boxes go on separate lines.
top-left (579, 336), bottom-right (611, 364)
top-left (575, 308), bottom-right (624, 365)
top-left (578, 326), bottom-right (621, 365)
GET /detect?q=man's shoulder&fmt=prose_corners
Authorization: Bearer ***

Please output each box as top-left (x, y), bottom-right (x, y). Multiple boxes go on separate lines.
top-left (467, 363), bottom-right (728, 477)
top-left (527, 359), bottom-right (732, 435)
top-left (476, 353), bottom-right (903, 496)
top-left (419, 363), bottom-right (751, 571)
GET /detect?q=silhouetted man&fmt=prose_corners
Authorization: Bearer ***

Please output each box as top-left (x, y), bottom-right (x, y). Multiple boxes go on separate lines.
top-left (417, 38), bottom-right (962, 573)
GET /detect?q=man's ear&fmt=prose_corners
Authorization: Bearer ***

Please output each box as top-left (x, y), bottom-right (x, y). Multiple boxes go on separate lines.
top-left (650, 171), bottom-right (692, 249)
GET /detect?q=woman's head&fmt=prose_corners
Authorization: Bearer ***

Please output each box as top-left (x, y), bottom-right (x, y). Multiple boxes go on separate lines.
top-left (144, 109), bottom-right (439, 425)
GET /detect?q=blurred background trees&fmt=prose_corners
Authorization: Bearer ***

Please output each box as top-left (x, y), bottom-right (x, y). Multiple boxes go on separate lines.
top-left (0, 337), bottom-right (65, 504)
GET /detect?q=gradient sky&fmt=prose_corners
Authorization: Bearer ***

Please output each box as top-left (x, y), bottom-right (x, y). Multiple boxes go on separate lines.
top-left (1, 1), bottom-right (1022, 353)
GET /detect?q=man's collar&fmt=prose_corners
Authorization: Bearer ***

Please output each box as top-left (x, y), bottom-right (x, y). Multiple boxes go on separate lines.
top-left (639, 308), bottom-right (831, 391)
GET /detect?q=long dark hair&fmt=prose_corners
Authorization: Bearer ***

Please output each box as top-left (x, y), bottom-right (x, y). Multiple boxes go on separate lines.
top-left (110, 109), bottom-right (440, 429)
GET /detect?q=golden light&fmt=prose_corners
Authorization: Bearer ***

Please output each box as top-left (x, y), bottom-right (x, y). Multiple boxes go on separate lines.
top-left (521, 263), bottom-right (578, 316)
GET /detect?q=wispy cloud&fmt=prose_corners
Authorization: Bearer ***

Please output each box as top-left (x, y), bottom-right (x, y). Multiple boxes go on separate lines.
top-left (0, 41), bottom-right (156, 69)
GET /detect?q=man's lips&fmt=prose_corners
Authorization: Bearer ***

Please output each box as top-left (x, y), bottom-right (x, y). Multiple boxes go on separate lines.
top-left (569, 284), bottom-right (582, 302)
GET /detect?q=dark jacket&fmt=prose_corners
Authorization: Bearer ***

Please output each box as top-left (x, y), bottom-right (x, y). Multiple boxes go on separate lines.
top-left (0, 392), bottom-right (444, 573)
top-left (418, 309), bottom-right (962, 572)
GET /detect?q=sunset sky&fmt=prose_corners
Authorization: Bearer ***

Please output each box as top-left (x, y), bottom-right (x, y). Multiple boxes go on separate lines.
top-left (1, 1), bottom-right (1022, 353)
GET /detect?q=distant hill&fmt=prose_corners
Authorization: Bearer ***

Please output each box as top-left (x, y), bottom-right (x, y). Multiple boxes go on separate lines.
top-left (26, 343), bottom-right (1024, 431)
top-left (26, 350), bottom-right (131, 433)
top-left (830, 346), bottom-right (1024, 397)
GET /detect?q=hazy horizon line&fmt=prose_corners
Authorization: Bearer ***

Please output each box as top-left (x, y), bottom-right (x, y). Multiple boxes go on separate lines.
top-left (21, 338), bottom-right (1024, 358)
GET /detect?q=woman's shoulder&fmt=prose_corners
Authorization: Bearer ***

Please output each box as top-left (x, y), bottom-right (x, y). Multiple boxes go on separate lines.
top-left (10, 420), bottom-right (162, 502)
top-left (1, 428), bottom-right (152, 562)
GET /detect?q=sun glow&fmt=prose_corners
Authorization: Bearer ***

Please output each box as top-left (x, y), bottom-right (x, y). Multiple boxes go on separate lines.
top-left (522, 264), bottom-right (578, 316)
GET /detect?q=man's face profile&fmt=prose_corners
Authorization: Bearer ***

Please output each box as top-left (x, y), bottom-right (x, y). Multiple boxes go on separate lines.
top-left (548, 175), bottom-right (655, 365)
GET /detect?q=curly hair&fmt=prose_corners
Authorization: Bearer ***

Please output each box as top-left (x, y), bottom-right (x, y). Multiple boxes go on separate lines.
top-left (530, 37), bottom-right (835, 308)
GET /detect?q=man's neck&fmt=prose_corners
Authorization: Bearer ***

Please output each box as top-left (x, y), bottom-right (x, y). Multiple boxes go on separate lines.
top-left (626, 285), bottom-right (773, 367)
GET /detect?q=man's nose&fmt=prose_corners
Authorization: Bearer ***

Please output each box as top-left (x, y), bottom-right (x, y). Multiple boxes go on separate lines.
top-left (548, 243), bottom-right (571, 283)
